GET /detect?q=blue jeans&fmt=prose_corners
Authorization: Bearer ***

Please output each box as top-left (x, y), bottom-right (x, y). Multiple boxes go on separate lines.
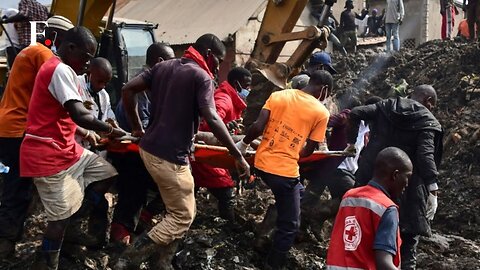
top-left (385, 23), bottom-right (400, 52)
top-left (258, 170), bottom-right (303, 253)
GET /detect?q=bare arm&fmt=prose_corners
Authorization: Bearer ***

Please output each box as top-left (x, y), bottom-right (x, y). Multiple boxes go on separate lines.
top-left (375, 250), bottom-right (398, 270)
top-left (122, 76), bottom-right (147, 135)
top-left (65, 100), bottom-right (125, 137)
top-left (200, 106), bottom-right (242, 159)
top-left (243, 109), bottom-right (270, 144)
top-left (299, 139), bottom-right (319, 158)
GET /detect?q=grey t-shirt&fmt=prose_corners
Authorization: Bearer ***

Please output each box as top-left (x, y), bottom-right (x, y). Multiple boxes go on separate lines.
top-left (139, 58), bottom-right (215, 165)
top-left (385, 0), bottom-right (405, 24)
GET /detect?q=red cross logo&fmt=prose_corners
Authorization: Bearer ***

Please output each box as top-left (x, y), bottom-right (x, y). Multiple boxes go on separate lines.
top-left (344, 216), bottom-right (362, 251)
top-left (345, 225), bottom-right (357, 241)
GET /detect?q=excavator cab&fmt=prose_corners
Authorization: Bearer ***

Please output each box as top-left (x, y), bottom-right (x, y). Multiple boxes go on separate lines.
top-left (97, 19), bottom-right (156, 106)
top-left (50, 0), bottom-right (157, 107)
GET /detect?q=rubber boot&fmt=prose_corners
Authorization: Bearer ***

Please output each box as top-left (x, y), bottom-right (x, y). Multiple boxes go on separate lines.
top-left (264, 249), bottom-right (287, 270)
top-left (309, 198), bottom-right (341, 242)
top-left (63, 216), bottom-right (99, 248)
top-left (218, 201), bottom-right (236, 223)
top-left (209, 187), bottom-right (236, 223)
top-left (30, 249), bottom-right (60, 270)
top-left (88, 196), bottom-right (110, 248)
top-left (254, 204), bottom-right (277, 253)
top-left (113, 232), bottom-right (158, 270)
top-left (154, 239), bottom-right (181, 270)
top-left (295, 214), bottom-right (310, 243)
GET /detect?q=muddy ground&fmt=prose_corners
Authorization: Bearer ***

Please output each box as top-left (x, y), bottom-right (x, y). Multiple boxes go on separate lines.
top-left (1, 40), bottom-right (480, 270)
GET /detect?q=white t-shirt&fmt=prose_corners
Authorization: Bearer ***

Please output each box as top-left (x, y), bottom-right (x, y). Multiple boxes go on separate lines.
top-left (338, 120), bottom-right (369, 173)
top-left (48, 62), bottom-right (83, 105)
top-left (77, 74), bottom-right (116, 122)
top-left (75, 74), bottom-right (116, 150)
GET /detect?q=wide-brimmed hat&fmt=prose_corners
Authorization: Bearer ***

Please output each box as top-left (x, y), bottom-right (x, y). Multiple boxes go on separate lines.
top-left (257, 62), bottom-right (290, 89)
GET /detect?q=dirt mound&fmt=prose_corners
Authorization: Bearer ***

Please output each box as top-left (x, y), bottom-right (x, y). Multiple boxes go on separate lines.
top-left (1, 40), bottom-right (479, 270)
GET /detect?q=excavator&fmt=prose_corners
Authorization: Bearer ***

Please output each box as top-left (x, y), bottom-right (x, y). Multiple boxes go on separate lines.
top-left (243, 0), bottom-right (338, 130)
top-left (49, 0), bottom-right (158, 106)
top-left (1, 0), bottom-right (334, 110)
top-left (0, 0), bottom-right (157, 105)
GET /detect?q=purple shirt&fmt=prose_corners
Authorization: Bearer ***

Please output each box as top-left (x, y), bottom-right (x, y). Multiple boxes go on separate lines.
top-left (139, 58), bottom-right (215, 165)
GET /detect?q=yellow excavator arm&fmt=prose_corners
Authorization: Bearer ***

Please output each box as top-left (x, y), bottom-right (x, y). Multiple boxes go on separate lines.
top-left (49, 0), bottom-right (113, 36)
top-left (243, 0), bottom-right (336, 131)
top-left (250, 0), bottom-right (335, 71)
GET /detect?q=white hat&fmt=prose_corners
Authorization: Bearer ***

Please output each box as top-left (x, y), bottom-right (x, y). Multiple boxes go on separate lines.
top-left (46, 15), bottom-right (74, 31)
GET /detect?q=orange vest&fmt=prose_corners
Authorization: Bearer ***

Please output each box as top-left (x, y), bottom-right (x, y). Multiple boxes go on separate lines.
top-left (326, 185), bottom-right (401, 270)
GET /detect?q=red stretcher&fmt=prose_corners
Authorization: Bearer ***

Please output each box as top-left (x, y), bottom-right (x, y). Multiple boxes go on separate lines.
top-left (191, 144), bottom-right (351, 170)
top-left (106, 142), bottom-right (351, 170)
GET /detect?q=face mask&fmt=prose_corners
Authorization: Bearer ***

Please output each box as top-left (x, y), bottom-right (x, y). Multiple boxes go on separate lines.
top-left (50, 31), bottom-right (58, 53)
top-left (239, 88), bottom-right (250, 101)
top-left (318, 86), bottom-right (329, 103)
top-left (236, 81), bottom-right (249, 101)
top-left (86, 75), bottom-right (94, 93)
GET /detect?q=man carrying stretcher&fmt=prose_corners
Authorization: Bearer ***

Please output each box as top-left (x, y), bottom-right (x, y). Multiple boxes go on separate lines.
top-left (236, 70), bottom-right (334, 269)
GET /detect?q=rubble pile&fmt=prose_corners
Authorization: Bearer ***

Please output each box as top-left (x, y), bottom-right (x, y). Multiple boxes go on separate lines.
top-left (1, 40), bottom-right (480, 270)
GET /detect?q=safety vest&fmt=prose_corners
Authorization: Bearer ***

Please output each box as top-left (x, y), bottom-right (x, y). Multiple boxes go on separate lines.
top-left (326, 184), bottom-right (401, 270)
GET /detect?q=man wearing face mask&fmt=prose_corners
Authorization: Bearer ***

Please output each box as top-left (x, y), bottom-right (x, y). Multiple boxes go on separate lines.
top-left (237, 70), bottom-right (332, 269)
top-left (347, 85), bottom-right (443, 270)
top-left (75, 57), bottom-right (116, 150)
top-left (117, 33), bottom-right (250, 269)
top-left (304, 51), bottom-right (338, 76)
top-left (0, 15), bottom-right (73, 259)
top-left (191, 67), bottom-right (252, 223)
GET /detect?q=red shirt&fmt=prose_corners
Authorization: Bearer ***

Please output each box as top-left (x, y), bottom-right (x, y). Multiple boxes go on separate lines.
top-left (326, 184), bottom-right (401, 269)
top-left (20, 57), bottom-right (84, 177)
top-left (192, 81), bottom-right (246, 188)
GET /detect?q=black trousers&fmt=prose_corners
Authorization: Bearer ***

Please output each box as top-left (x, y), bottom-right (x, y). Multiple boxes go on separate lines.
top-left (326, 168), bottom-right (355, 199)
top-left (0, 137), bottom-right (33, 241)
top-left (258, 170), bottom-right (303, 253)
top-left (109, 151), bottom-right (161, 232)
top-left (401, 232), bottom-right (420, 270)
top-left (207, 187), bottom-right (235, 220)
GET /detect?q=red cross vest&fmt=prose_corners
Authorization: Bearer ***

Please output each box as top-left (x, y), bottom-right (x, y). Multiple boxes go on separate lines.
top-left (326, 184), bottom-right (401, 270)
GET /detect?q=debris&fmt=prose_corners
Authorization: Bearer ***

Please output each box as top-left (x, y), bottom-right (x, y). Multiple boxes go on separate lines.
top-left (1, 40), bottom-right (480, 270)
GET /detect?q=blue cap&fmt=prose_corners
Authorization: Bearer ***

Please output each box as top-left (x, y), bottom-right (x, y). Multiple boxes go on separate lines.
top-left (309, 52), bottom-right (337, 74)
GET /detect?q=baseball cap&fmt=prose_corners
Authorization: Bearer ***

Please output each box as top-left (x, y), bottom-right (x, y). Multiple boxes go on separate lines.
top-left (291, 74), bottom-right (310, 89)
top-left (309, 51), bottom-right (337, 75)
top-left (46, 15), bottom-right (74, 31)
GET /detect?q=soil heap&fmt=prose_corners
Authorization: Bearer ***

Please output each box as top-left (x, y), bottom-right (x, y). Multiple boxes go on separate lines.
top-left (1, 40), bottom-right (479, 270)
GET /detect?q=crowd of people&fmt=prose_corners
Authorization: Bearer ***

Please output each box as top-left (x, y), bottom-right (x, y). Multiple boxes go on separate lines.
top-left (0, 1), bottom-right (455, 270)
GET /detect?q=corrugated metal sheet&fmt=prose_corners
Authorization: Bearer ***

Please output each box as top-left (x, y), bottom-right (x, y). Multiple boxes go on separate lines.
top-left (114, 0), bottom-right (267, 45)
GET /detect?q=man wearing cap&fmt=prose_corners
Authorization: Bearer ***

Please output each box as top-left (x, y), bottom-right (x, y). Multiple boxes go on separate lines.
top-left (364, 9), bottom-right (385, 37)
top-left (340, 0), bottom-right (368, 53)
top-left (305, 51), bottom-right (337, 76)
top-left (237, 70), bottom-right (333, 269)
top-left (0, 15), bottom-right (74, 259)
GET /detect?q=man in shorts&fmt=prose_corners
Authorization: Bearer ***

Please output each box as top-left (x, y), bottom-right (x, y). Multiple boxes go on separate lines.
top-left (19, 27), bottom-right (125, 269)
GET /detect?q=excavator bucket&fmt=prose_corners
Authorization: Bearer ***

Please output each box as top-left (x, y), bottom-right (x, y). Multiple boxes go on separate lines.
top-left (50, 0), bottom-right (113, 37)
